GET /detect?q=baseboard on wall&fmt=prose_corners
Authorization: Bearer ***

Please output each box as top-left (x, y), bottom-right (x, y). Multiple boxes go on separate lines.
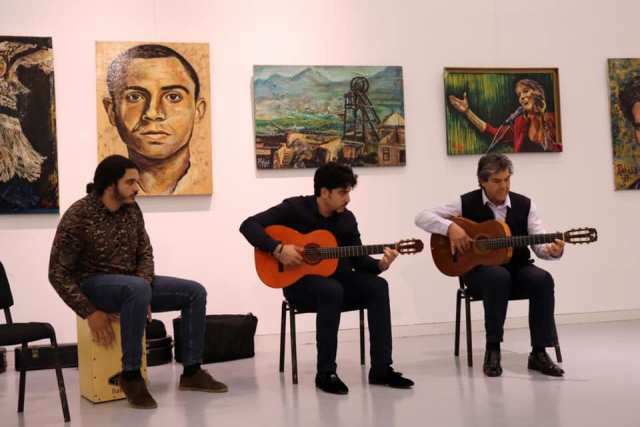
top-left (266, 309), bottom-right (640, 346)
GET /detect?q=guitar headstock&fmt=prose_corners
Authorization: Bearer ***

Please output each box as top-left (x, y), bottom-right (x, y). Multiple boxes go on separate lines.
top-left (396, 239), bottom-right (424, 254)
top-left (564, 227), bottom-right (598, 244)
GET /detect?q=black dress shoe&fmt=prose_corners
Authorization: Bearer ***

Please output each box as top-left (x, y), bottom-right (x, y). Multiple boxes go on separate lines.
top-left (368, 367), bottom-right (414, 388)
top-left (315, 372), bottom-right (349, 395)
top-left (483, 349), bottom-right (503, 377)
top-left (528, 351), bottom-right (564, 377)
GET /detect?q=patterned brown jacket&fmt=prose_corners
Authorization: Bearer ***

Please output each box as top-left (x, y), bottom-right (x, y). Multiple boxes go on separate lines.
top-left (48, 193), bottom-right (154, 318)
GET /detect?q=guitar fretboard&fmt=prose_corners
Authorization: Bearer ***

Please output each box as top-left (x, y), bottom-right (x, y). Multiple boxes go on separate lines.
top-left (305, 244), bottom-right (396, 259)
top-left (478, 232), bottom-right (564, 250)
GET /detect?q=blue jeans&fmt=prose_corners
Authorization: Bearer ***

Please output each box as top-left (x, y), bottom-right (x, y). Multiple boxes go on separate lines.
top-left (80, 274), bottom-right (207, 371)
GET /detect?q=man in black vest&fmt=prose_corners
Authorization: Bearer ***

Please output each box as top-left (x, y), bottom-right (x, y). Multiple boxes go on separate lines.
top-left (415, 153), bottom-right (565, 377)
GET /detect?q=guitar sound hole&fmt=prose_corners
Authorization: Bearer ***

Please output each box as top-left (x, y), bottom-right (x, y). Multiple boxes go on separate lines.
top-left (303, 244), bottom-right (322, 265)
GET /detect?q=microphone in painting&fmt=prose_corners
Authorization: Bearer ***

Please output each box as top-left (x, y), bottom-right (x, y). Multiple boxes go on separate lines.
top-left (503, 106), bottom-right (523, 125)
top-left (485, 106), bottom-right (524, 153)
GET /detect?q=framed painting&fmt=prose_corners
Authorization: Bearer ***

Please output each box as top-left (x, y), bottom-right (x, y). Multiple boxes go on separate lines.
top-left (96, 41), bottom-right (212, 196)
top-left (254, 65), bottom-right (406, 169)
top-left (608, 58), bottom-right (640, 190)
top-left (444, 67), bottom-right (562, 155)
top-left (0, 36), bottom-right (59, 213)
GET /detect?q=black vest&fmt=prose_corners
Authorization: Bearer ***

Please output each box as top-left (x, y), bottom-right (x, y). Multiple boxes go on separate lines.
top-left (460, 189), bottom-right (532, 266)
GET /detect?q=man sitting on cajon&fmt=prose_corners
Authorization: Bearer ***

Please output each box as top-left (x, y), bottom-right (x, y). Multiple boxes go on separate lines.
top-left (48, 155), bottom-right (228, 409)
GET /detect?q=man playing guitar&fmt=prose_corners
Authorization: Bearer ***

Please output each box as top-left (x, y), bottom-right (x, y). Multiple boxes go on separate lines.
top-left (240, 162), bottom-right (414, 394)
top-left (415, 153), bottom-right (565, 377)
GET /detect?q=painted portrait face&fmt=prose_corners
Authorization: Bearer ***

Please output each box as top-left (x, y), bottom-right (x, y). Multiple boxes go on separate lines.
top-left (632, 102), bottom-right (640, 144)
top-left (104, 56), bottom-right (206, 161)
top-left (515, 82), bottom-right (544, 113)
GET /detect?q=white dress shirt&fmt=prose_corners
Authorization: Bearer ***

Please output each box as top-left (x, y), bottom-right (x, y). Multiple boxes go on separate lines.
top-left (415, 191), bottom-right (562, 260)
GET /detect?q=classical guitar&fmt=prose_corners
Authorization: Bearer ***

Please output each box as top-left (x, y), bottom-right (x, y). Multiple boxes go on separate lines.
top-left (255, 225), bottom-right (424, 288)
top-left (430, 217), bottom-right (597, 277)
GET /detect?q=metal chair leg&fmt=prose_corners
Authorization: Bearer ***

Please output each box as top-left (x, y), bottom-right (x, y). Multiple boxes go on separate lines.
top-left (279, 301), bottom-right (287, 372)
top-left (359, 309), bottom-right (365, 366)
top-left (17, 342), bottom-right (27, 413)
top-left (551, 321), bottom-right (563, 363)
top-left (554, 344), bottom-right (563, 363)
top-left (464, 295), bottom-right (473, 367)
top-left (50, 335), bottom-right (70, 422)
top-left (290, 308), bottom-right (298, 384)
top-left (454, 290), bottom-right (462, 357)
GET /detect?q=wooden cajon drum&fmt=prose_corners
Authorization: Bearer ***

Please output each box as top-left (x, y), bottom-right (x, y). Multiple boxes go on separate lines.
top-left (77, 317), bottom-right (148, 403)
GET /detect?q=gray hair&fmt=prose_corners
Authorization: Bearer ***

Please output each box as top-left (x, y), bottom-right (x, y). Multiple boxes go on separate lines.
top-left (477, 153), bottom-right (513, 183)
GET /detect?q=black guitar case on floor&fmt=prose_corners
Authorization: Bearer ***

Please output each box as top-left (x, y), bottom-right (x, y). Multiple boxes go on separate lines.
top-left (146, 319), bottom-right (173, 366)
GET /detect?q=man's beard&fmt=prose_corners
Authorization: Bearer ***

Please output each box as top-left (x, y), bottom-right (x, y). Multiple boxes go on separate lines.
top-left (115, 187), bottom-right (136, 204)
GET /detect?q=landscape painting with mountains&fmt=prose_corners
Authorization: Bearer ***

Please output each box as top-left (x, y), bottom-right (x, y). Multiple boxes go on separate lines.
top-left (253, 65), bottom-right (406, 169)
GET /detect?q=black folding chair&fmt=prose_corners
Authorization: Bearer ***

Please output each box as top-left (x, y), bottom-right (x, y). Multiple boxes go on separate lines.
top-left (455, 276), bottom-right (562, 367)
top-left (0, 261), bottom-right (70, 422)
top-left (279, 299), bottom-right (366, 384)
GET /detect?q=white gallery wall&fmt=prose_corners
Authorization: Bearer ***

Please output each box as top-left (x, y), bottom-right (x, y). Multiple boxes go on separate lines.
top-left (0, 0), bottom-right (638, 343)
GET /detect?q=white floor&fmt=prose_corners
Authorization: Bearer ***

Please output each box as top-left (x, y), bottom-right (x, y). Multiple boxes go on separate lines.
top-left (1, 320), bottom-right (639, 427)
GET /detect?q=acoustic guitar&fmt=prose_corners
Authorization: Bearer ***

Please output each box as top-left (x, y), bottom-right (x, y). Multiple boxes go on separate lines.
top-left (255, 225), bottom-right (424, 288)
top-left (430, 217), bottom-right (597, 277)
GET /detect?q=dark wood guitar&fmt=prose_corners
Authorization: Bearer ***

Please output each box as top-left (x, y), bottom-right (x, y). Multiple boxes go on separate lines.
top-left (255, 225), bottom-right (424, 288)
top-left (430, 217), bottom-right (598, 276)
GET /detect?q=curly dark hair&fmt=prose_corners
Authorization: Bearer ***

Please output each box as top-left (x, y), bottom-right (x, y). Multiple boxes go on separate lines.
top-left (314, 162), bottom-right (358, 196)
top-left (87, 155), bottom-right (138, 195)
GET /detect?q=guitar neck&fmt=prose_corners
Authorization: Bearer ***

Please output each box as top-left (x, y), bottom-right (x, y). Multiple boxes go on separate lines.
top-left (317, 244), bottom-right (396, 259)
top-left (480, 232), bottom-right (564, 249)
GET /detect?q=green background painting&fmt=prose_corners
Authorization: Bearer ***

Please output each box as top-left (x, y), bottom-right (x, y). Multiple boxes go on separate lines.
top-left (608, 58), bottom-right (640, 190)
top-left (444, 68), bottom-right (560, 155)
top-left (254, 66), bottom-right (404, 137)
top-left (253, 65), bottom-right (406, 169)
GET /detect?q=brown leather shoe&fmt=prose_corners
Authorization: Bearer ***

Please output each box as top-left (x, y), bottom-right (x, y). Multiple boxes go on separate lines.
top-left (119, 375), bottom-right (157, 409)
top-left (179, 369), bottom-right (228, 393)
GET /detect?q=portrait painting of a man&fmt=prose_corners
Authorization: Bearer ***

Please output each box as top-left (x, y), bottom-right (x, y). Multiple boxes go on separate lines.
top-left (97, 42), bottom-right (212, 196)
top-left (608, 58), bottom-right (640, 190)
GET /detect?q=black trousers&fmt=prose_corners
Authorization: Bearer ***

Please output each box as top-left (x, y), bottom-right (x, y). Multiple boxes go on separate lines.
top-left (464, 263), bottom-right (557, 347)
top-left (283, 270), bottom-right (392, 373)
